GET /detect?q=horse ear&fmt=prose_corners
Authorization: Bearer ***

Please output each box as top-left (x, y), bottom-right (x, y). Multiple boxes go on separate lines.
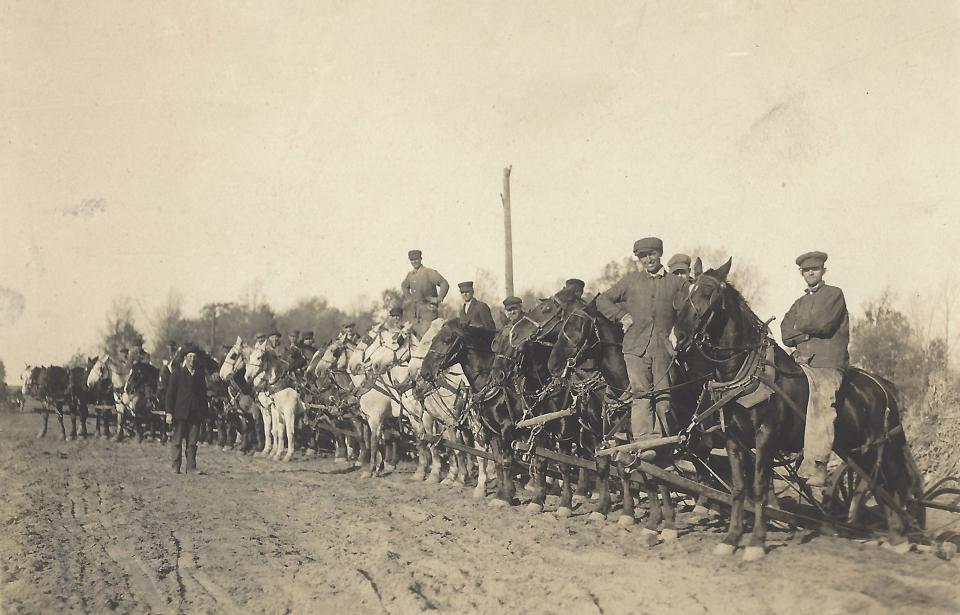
top-left (693, 257), bottom-right (703, 279)
top-left (714, 257), bottom-right (733, 282)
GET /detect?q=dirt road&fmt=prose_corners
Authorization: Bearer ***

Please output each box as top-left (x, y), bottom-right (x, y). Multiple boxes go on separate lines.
top-left (0, 411), bottom-right (957, 615)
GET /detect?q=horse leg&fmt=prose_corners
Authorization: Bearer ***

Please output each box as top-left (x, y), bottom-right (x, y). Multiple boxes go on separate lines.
top-left (68, 405), bottom-right (78, 440)
top-left (56, 403), bottom-right (67, 440)
top-left (425, 417), bottom-right (442, 484)
top-left (617, 460), bottom-right (636, 527)
top-left (591, 455), bottom-right (612, 520)
top-left (526, 440), bottom-right (548, 513)
top-left (716, 436), bottom-right (748, 556)
top-left (115, 407), bottom-right (125, 442)
top-left (555, 449), bottom-right (574, 519)
top-left (37, 404), bottom-right (49, 438)
top-left (744, 423), bottom-right (776, 561)
top-left (496, 424), bottom-right (519, 506)
top-left (365, 417), bottom-right (381, 479)
top-left (574, 467), bottom-right (590, 501)
top-left (473, 438), bottom-right (490, 499)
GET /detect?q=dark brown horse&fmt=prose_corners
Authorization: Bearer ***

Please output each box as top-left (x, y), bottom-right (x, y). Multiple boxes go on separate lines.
top-left (674, 259), bottom-right (924, 559)
top-left (29, 366), bottom-right (71, 440)
top-left (542, 292), bottom-right (729, 542)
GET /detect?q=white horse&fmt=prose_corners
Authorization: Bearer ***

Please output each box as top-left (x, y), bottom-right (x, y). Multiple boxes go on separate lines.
top-left (244, 344), bottom-right (303, 462)
top-left (345, 325), bottom-right (417, 478)
top-left (222, 337), bottom-right (268, 455)
top-left (86, 354), bottom-right (133, 441)
top-left (401, 320), bottom-right (483, 491)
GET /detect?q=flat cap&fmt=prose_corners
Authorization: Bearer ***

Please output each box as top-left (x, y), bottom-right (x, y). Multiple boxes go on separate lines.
top-left (633, 237), bottom-right (664, 254)
top-left (341, 322), bottom-right (356, 330)
top-left (796, 251), bottom-right (828, 268)
top-left (667, 253), bottom-right (692, 272)
top-left (301, 331), bottom-right (314, 341)
top-left (183, 345), bottom-right (201, 356)
top-left (268, 330), bottom-right (282, 338)
top-left (458, 281), bottom-right (474, 292)
top-left (503, 296), bottom-right (523, 308)
top-left (565, 278), bottom-right (585, 290)
top-left (389, 306), bottom-right (403, 317)
top-left (408, 249), bottom-right (422, 260)
top-left (255, 332), bottom-right (267, 341)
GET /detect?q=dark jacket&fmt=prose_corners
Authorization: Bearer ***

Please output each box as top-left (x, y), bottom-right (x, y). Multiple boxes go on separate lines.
top-left (460, 299), bottom-right (496, 331)
top-left (596, 268), bottom-right (688, 357)
top-left (781, 283), bottom-right (849, 369)
top-left (164, 364), bottom-right (209, 422)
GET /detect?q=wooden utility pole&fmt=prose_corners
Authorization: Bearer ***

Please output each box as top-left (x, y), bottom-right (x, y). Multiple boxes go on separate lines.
top-left (501, 165), bottom-right (514, 297)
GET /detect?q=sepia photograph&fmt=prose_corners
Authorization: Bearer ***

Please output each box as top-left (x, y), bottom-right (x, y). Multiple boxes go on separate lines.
top-left (1, 1), bottom-right (959, 613)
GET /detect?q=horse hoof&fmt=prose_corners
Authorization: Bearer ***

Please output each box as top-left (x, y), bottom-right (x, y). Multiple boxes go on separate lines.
top-left (282, 455), bottom-right (293, 463)
top-left (526, 503), bottom-right (544, 514)
top-left (411, 473), bottom-right (425, 482)
top-left (69, 435), bottom-right (77, 442)
top-left (488, 498), bottom-right (509, 508)
top-left (713, 543), bottom-right (737, 557)
top-left (440, 477), bottom-right (454, 486)
top-left (524, 483), bottom-right (537, 493)
top-left (360, 471), bottom-right (373, 479)
top-left (385, 464), bottom-right (397, 472)
top-left (692, 505), bottom-right (710, 516)
top-left (334, 457), bottom-right (347, 464)
top-left (591, 492), bottom-right (600, 501)
top-left (661, 528), bottom-right (679, 542)
top-left (617, 515), bottom-right (635, 528)
top-left (220, 446), bottom-right (230, 452)
top-left (353, 460), bottom-right (364, 468)
top-left (36, 432), bottom-right (45, 439)
top-left (472, 487), bottom-right (486, 499)
top-left (882, 540), bottom-right (912, 555)
top-left (588, 511), bottom-right (607, 522)
top-left (742, 546), bottom-right (766, 561)
top-left (555, 506), bottom-right (572, 519)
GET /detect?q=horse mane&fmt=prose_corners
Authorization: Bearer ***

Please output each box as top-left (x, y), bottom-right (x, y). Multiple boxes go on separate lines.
top-left (445, 319), bottom-right (496, 349)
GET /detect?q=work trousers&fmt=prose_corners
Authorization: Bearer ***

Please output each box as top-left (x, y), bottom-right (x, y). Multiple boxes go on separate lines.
top-left (624, 348), bottom-right (674, 440)
top-left (798, 365), bottom-right (844, 468)
top-left (170, 419), bottom-right (201, 471)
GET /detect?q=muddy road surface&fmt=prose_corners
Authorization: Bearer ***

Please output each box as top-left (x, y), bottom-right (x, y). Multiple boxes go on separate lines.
top-left (0, 412), bottom-right (957, 614)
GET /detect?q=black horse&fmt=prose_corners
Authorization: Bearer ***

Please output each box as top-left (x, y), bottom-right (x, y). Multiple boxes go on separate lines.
top-left (66, 366), bottom-right (91, 439)
top-left (674, 259), bottom-right (924, 559)
top-left (28, 366), bottom-right (71, 440)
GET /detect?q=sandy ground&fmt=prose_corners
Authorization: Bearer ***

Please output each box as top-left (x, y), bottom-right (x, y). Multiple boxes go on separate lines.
top-left (0, 411), bottom-right (957, 615)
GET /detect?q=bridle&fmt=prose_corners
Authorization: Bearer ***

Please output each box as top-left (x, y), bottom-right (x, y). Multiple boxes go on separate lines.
top-left (508, 295), bottom-right (565, 349)
top-left (677, 277), bottom-right (726, 353)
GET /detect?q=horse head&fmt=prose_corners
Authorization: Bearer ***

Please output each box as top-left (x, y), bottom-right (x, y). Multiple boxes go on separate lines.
top-left (674, 257), bottom-right (732, 352)
top-left (219, 337), bottom-right (246, 380)
top-left (420, 319), bottom-right (468, 384)
top-left (546, 300), bottom-right (599, 377)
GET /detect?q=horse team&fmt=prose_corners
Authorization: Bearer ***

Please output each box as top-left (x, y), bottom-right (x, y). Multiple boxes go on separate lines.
top-left (17, 259), bottom-right (925, 560)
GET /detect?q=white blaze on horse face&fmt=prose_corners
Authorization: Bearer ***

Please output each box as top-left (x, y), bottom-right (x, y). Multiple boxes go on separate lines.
top-left (244, 347), bottom-right (265, 384)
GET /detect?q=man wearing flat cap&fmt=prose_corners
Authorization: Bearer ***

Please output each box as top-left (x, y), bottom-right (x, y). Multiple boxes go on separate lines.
top-left (781, 251), bottom-right (849, 488)
top-left (337, 322), bottom-right (360, 346)
top-left (596, 237), bottom-right (689, 455)
top-left (165, 345), bottom-right (209, 474)
top-left (492, 296), bottom-right (525, 349)
top-left (458, 281), bottom-right (496, 331)
top-left (667, 253), bottom-right (693, 280)
top-left (401, 249), bottom-right (450, 323)
top-left (563, 278), bottom-right (589, 307)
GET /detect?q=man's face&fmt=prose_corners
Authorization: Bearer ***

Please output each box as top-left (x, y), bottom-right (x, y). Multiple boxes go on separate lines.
top-left (636, 251), bottom-right (662, 273)
top-left (410, 258), bottom-right (422, 270)
top-left (268, 335), bottom-right (281, 347)
top-left (505, 307), bottom-right (521, 323)
top-left (184, 353), bottom-right (197, 369)
top-left (461, 290), bottom-right (474, 302)
top-left (388, 314), bottom-right (402, 326)
top-left (801, 266), bottom-right (825, 287)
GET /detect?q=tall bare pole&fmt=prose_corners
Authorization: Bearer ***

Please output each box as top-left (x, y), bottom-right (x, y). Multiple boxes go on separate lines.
top-left (501, 165), bottom-right (514, 297)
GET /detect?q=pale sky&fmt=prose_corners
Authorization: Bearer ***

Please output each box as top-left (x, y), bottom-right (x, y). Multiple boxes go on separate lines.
top-left (2, 1), bottom-right (959, 382)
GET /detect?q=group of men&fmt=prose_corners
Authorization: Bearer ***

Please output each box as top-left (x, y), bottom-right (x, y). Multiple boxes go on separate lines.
top-left (397, 239), bottom-right (848, 488)
top-left (162, 242), bottom-right (848, 486)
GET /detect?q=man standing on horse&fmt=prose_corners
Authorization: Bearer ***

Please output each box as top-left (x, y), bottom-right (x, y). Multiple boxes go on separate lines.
top-left (401, 249), bottom-right (450, 323)
top-left (165, 346), bottom-right (209, 474)
top-left (596, 237), bottom-right (689, 455)
top-left (781, 251), bottom-right (850, 487)
top-left (457, 281), bottom-right (497, 331)
top-left (411, 296), bottom-right (440, 338)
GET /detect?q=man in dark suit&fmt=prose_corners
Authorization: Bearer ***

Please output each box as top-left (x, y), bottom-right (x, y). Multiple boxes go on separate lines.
top-left (457, 281), bottom-right (496, 331)
top-left (165, 346), bottom-right (209, 474)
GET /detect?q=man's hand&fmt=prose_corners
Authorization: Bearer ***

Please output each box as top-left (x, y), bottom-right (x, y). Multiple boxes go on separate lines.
top-left (165, 413), bottom-right (174, 425)
top-left (620, 313), bottom-right (634, 332)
